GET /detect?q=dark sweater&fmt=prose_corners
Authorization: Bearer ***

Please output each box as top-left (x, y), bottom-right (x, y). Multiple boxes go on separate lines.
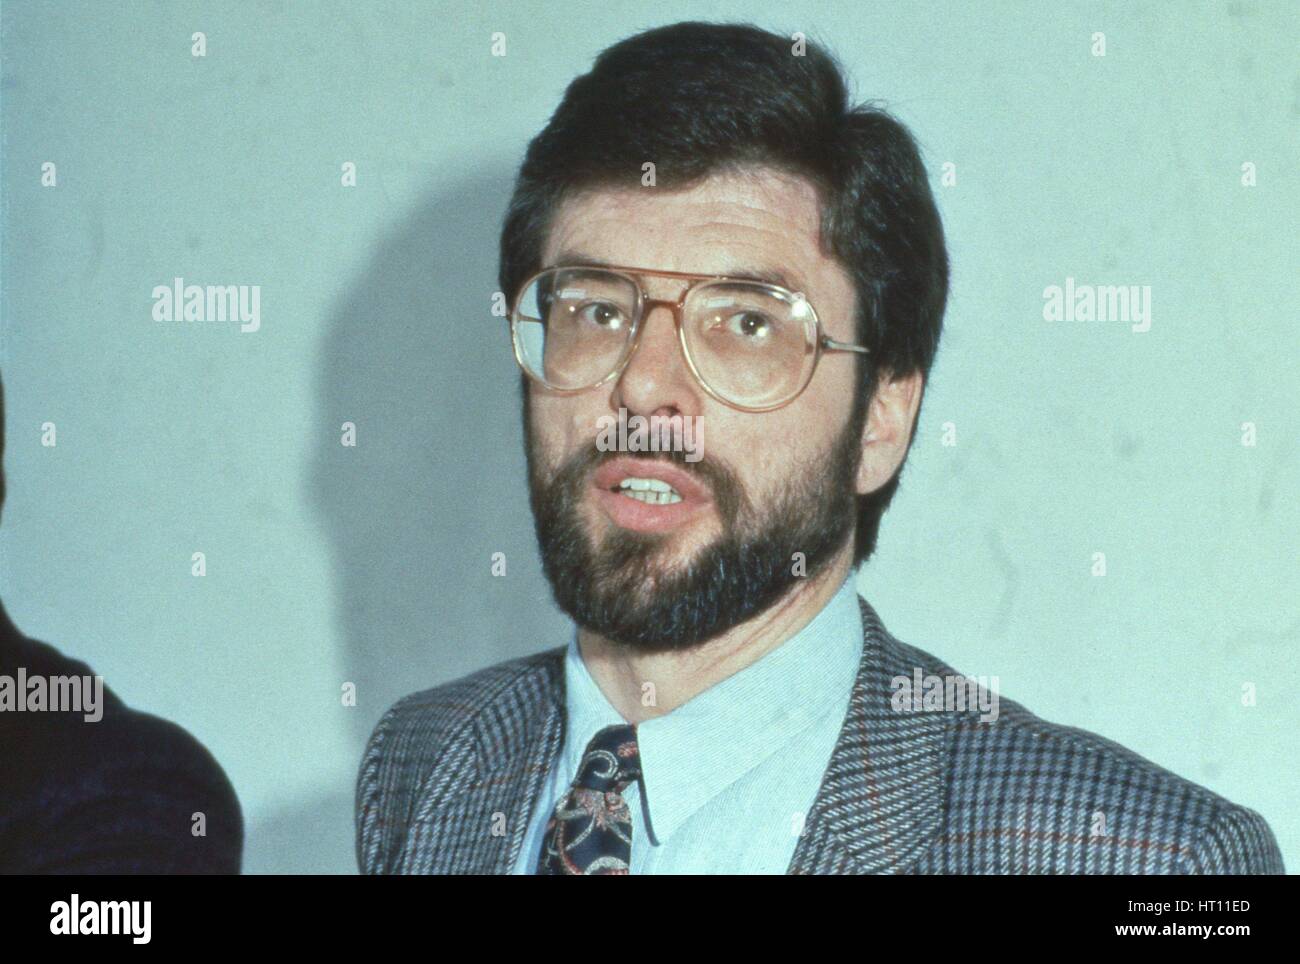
top-left (0, 599), bottom-right (243, 873)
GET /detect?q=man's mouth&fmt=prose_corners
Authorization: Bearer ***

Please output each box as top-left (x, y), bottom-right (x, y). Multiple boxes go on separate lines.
top-left (590, 457), bottom-right (712, 533)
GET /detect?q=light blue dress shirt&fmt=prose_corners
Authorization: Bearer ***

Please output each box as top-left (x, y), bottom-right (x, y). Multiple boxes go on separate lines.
top-left (514, 571), bottom-right (864, 874)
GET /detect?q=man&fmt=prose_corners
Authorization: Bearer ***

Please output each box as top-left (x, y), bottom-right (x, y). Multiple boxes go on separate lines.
top-left (0, 377), bottom-right (244, 873)
top-left (356, 21), bottom-right (1283, 874)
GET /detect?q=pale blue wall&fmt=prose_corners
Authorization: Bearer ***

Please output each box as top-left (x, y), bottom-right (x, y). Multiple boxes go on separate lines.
top-left (2, 0), bottom-right (1295, 873)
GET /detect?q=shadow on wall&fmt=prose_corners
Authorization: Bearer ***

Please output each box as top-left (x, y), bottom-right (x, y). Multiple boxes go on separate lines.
top-left (243, 169), bottom-right (572, 874)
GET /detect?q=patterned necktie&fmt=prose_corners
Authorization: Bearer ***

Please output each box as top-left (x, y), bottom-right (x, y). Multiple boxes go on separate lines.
top-left (536, 723), bottom-right (641, 875)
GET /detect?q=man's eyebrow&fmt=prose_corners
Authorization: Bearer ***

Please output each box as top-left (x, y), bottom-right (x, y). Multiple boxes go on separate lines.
top-left (548, 251), bottom-right (807, 294)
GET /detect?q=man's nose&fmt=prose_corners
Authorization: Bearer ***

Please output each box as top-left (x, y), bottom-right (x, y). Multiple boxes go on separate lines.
top-left (610, 301), bottom-right (703, 417)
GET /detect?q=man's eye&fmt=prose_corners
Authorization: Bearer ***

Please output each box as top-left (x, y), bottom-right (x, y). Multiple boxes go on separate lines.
top-left (726, 312), bottom-right (772, 339)
top-left (576, 301), bottom-right (626, 329)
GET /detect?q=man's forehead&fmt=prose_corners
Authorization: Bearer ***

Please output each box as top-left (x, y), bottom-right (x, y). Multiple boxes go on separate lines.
top-left (540, 167), bottom-right (827, 275)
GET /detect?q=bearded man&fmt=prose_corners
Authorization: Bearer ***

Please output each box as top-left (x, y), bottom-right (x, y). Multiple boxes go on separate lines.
top-left (355, 21), bottom-right (1283, 876)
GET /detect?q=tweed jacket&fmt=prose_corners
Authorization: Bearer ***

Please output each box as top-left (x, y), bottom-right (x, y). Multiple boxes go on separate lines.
top-left (356, 596), bottom-right (1284, 874)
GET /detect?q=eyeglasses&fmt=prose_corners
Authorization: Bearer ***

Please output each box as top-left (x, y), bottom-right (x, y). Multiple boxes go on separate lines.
top-left (507, 263), bottom-right (869, 412)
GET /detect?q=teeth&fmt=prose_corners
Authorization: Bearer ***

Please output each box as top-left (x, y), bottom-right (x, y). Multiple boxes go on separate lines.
top-left (619, 489), bottom-right (684, 505)
top-left (612, 476), bottom-right (684, 505)
top-left (618, 477), bottom-right (680, 497)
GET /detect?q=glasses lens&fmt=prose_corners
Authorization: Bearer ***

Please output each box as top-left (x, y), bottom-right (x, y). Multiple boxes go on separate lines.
top-left (513, 268), bottom-right (638, 388)
top-left (683, 282), bottom-right (817, 408)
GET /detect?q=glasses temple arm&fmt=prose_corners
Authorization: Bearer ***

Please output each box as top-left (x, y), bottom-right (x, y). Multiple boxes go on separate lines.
top-left (820, 336), bottom-right (870, 355)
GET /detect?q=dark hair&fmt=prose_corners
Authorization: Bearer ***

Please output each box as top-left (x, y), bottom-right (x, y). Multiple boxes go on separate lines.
top-left (499, 21), bottom-right (949, 567)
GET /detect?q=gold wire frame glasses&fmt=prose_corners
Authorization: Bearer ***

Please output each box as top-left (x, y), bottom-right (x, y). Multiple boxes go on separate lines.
top-left (507, 262), bottom-right (869, 413)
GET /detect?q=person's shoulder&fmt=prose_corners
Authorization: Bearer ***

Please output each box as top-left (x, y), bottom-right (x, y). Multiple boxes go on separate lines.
top-left (44, 704), bottom-right (244, 874)
top-left (355, 647), bottom-right (564, 871)
top-left (0, 622), bottom-right (243, 873)
top-left (876, 625), bottom-right (1285, 874)
top-left (368, 646), bottom-right (565, 757)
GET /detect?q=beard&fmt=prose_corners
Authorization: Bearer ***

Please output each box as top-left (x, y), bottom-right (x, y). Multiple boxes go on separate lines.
top-left (525, 409), bottom-right (864, 654)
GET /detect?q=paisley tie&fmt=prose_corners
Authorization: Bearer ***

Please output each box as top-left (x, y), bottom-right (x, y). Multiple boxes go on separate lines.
top-left (535, 723), bottom-right (641, 875)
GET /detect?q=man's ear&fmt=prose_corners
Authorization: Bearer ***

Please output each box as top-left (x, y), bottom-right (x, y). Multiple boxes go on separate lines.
top-left (855, 368), bottom-right (924, 496)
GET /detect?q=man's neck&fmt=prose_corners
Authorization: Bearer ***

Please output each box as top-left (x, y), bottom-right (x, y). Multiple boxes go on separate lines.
top-left (577, 547), bottom-right (855, 724)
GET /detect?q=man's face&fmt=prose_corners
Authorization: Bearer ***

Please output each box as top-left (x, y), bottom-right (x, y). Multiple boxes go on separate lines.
top-left (525, 167), bottom-right (867, 652)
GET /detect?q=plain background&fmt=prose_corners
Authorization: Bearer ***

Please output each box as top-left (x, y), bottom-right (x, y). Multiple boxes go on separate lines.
top-left (1, 0), bottom-right (1296, 874)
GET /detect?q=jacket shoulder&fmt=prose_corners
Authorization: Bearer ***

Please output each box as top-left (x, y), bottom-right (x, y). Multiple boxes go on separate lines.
top-left (0, 626), bottom-right (243, 873)
top-left (7, 708), bottom-right (244, 873)
top-left (880, 633), bottom-right (1284, 875)
top-left (355, 648), bottom-right (563, 874)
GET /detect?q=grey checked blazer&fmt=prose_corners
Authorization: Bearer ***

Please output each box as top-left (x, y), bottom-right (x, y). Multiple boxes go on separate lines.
top-left (356, 596), bottom-right (1285, 874)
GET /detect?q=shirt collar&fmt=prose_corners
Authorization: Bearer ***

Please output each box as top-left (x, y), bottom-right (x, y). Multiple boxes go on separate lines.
top-left (560, 570), bottom-right (864, 843)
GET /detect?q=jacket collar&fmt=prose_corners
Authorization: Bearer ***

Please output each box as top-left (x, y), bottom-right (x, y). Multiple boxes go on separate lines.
top-left (407, 593), bottom-right (948, 874)
top-left (785, 596), bottom-right (950, 873)
top-left (400, 652), bottom-right (565, 874)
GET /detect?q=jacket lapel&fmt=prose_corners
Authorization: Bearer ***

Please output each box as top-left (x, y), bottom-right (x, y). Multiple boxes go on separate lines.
top-left (787, 596), bottom-right (950, 874)
top-left (400, 651), bottom-right (566, 874)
